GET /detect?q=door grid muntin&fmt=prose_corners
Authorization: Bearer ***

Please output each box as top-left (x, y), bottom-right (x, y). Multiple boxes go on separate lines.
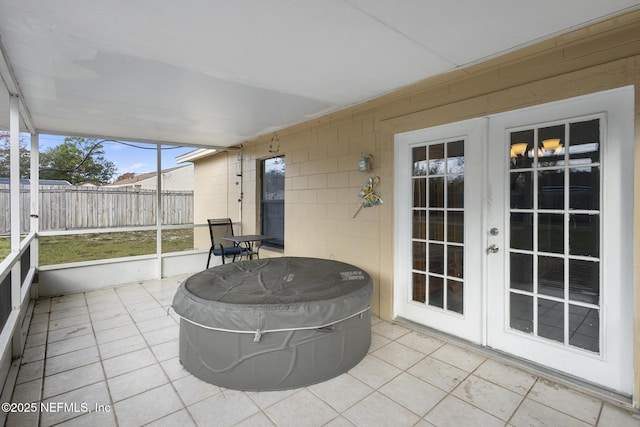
top-left (411, 139), bottom-right (465, 315)
top-left (507, 115), bottom-right (602, 354)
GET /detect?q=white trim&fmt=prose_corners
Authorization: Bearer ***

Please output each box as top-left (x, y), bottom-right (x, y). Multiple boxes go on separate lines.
top-left (176, 148), bottom-right (219, 163)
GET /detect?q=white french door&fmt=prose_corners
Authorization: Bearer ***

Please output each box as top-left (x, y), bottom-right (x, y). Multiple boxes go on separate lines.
top-left (485, 87), bottom-right (634, 394)
top-left (394, 87), bottom-right (634, 395)
top-left (394, 118), bottom-right (487, 344)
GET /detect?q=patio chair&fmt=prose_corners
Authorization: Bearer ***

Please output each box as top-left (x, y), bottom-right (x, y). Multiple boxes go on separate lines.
top-left (206, 218), bottom-right (249, 268)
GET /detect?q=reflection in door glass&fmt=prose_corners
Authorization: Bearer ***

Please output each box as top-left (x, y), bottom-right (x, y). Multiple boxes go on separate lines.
top-left (412, 210), bottom-right (426, 239)
top-left (569, 305), bottom-right (599, 352)
top-left (413, 178), bottom-right (426, 208)
top-left (538, 213), bottom-right (564, 254)
top-left (510, 293), bottom-right (533, 334)
top-left (429, 144), bottom-right (445, 174)
top-left (411, 140), bottom-right (465, 315)
top-left (510, 171), bottom-right (533, 209)
top-left (412, 273), bottom-right (426, 303)
top-left (538, 170), bottom-right (564, 209)
top-left (569, 259), bottom-right (599, 304)
top-left (569, 214), bottom-right (599, 257)
top-left (569, 167), bottom-right (599, 210)
top-left (569, 119), bottom-right (600, 165)
top-left (510, 253), bottom-right (533, 292)
top-left (508, 117), bottom-right (601, 353)
top-left (510, 213), bottom-right (533, 251)
top-left (429, 275), bottom-right (444, 308)
top-left (538, 298), bottom-right (564, 344)
top-left (510, 129), bottom-right (534, 169)
top-left (538, 256), bottom-right (564, 299)
top-left (537, 124), bottom-right (565, 168)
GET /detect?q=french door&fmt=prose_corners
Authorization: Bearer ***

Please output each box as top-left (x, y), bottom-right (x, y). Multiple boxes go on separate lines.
top-left (394, 118), bottom-right (486, 343)
top-left (394, 87), bottom-right (634, 394)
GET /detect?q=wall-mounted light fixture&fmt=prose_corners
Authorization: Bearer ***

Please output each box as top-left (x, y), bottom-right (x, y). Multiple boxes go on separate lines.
top-left (541, 138), bottom-right (562, 154)
top-left (269, 132), bottom-right (280, 153)
top-left (510, 143), bottom-right (528, 158)
top-left (359, 154), bottom-right (372, 172)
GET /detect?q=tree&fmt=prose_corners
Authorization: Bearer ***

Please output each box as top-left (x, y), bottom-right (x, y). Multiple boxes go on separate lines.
top-left (0, 131), bottom-right (30, 178)
top-left (114, 172), bottom-right (136, 183)
top-left (40, 137), bottom-right (117, 184)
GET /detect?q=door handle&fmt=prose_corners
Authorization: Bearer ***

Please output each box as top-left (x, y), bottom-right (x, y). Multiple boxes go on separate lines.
top-left (487, 244), bottom-right (499, 254)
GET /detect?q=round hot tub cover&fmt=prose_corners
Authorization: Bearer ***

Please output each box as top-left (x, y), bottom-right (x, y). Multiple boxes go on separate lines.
top-left (172, 257), bottom-right (373, 391)
top-left (172, 257), bottom-right (373, 334)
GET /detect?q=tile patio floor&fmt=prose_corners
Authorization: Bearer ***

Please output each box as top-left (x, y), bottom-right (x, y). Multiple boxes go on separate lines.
top-left (5, 275), bottom-right (640, 427)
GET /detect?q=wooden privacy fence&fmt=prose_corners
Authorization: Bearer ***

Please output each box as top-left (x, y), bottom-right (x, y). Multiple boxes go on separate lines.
top-left (0, 185), bottom-right (194, 234)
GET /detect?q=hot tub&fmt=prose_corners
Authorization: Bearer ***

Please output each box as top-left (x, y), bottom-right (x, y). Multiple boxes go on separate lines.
top-left (172, 257), bottom-right (372, 391)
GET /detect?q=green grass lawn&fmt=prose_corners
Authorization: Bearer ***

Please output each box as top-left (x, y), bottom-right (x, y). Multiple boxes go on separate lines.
top-left (0, 229), bottom-right (194, 265)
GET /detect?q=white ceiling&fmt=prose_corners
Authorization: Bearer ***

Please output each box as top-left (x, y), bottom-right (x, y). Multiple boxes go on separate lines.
top-left (1, 0), bottom-right (639, 148)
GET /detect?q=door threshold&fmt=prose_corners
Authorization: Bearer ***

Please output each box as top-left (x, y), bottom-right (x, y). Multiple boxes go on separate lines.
top-left (393, 316), bottom-right (636, 411)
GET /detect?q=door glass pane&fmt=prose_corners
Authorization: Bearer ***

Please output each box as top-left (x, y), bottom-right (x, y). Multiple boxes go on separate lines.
top-left (413, 210), bottom-right (426, 239)
top-left (510, 129), bottom-right (534, 169)
top-left (412, 146), bottom-right (427, 176)
top-left (428, 144), bottom-right (445, 174)
top-left (447, 211), bottom-right (463, 243)
top-left (538, 298), bottom-right (564, 343)
top-left (511, 171), bottom-right (533, 209)
top-left (538, 170), bottom-right (564, 210)
top-left (447, 245), bottom-right (463, 279)
top-left (569, 119), bottom-right (600, 165)
top-left (429, 211), bottom-right (444, 240)
top-left (569, 166), bottom-right (599, 210)
top-left (510, 253), bottom-right (533, 292)
top-left (510, 293), bottom-right (533, 334)
top-left (569, 259), bottom-right (599, 304)
top-left (413, 241), bottom-right (426, 271)
top-left (569, 214), bottom-right (599, 257)
top-left (413, 178), bottom-right (426, 208)
top-left (429, 243), bottom-right (444, 275)
top-left (447, 280), bottom-right (463, 314)
top-left (569, 305), bottom-right (599, 352)
top-left (538, 125), bottom-right (565, 168)
top-left (447, 140), bottom-right (464, 173)
top-left (538, 256), bottom-right (564, 298)
top-left (429, 177), bottom-right (444, 208)
top-left (510, 213), bottom-right (533, 250)
top-left (538, 213), bottom-right (564, 254)
top-left (447, 176), bottom-right (464, 208)
top-left (411, 139), bottom-right (465, 315)
top-left (428, 275), bottom-right (444, 308)
top-left (412, 273), bottom-right (426, 303)
top-left (508, 118), bottom-right (601, 354)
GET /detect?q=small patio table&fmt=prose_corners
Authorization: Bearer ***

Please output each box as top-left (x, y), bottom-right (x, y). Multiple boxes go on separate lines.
top-left (222, 234), bottom-right (275, 259)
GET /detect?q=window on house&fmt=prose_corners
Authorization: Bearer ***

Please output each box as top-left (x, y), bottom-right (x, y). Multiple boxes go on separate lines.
top-left (260, 156), bottom-right (285, 248)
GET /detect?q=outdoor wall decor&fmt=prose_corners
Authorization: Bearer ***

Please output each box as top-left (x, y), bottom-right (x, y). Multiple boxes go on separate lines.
top-left (353, 175), bottom-right (383, 218)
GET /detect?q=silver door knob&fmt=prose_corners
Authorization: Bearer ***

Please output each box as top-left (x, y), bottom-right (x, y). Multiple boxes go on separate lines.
top-left (487, 244), bottom-right (499, 254)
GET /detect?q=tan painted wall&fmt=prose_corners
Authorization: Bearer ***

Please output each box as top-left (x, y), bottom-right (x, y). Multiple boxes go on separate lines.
top-left (192, 151), bottom-right (240, 250)
top-left (193, 10), bottom-right (640, 404)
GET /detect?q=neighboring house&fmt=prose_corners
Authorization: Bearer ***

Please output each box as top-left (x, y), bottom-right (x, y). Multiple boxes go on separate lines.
top-left (187, 14), bottom-right (640, 399)
top-left (108, 164), bottom-right (194, 191)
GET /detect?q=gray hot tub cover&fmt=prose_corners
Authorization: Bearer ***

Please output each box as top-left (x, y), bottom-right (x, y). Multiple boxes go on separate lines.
top-left (172, 257), bottom-right (373, 333)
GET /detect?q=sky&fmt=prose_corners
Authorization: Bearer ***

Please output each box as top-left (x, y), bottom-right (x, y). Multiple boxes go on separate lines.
top-left (37, 134), bottom-right (195, 179)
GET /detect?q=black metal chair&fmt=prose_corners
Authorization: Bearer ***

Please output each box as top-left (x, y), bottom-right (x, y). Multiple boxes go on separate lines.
top-left (206, 218), bottom-right (249, 268)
